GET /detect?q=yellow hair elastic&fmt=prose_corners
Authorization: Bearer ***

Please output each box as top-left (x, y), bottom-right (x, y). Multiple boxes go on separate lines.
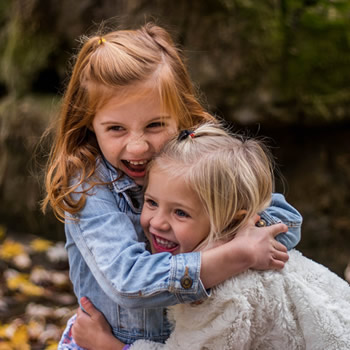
top-left (98, 37), bottom-right (106, 45)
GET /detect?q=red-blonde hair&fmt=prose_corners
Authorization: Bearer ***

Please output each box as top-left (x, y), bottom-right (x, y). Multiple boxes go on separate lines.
top-left (42, 23), bottom-right (215, 221)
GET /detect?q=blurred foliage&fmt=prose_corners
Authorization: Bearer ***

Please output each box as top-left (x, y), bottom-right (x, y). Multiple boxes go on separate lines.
top-left (183, 0), bottom-right (350, 123)
top-left (0, 0), bottom-right (58, 97)
top-left (275, 0), bottom-right (350, 122)
top-left (0, 0), bottom-right (349, 122)
top-left (0, 94), bottom-right (62, 240)
top-left (0, 226), bottom-right (76, 349)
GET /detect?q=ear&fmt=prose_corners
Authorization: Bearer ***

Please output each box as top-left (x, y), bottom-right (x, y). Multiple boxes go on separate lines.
top-left (234, 209), bottom-right (247, 221)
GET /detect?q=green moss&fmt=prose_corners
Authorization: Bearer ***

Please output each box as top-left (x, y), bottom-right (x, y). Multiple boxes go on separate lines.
top-left (0, 4), bottom-right (58, 96)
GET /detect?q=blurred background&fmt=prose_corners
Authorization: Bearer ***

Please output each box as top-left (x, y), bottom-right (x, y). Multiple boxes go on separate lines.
top-left (0, 0), bottom-right (349, 348)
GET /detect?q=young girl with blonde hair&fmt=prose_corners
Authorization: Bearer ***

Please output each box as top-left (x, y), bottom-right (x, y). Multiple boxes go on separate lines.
top-left (42, 22), bottom-right (302, 348)
top-left (73, 123), bottom-right (350, 350)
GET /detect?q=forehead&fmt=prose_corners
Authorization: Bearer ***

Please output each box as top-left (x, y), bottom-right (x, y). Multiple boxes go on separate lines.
top-left (90, 77), bottom-right (180, 124)
top-left (93, 81), bottom-right (156, 107)
top-left (146, 166), bottom-right (202, 209)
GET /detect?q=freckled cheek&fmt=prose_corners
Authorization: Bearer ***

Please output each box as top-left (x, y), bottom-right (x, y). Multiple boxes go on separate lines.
top-left (105, 141), bottom-right (122, 156)
top-left (100, 145), bottom-right (122, 167)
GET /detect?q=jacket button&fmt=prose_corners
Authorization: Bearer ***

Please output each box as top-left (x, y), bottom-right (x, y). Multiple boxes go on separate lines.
top-left (181, 275), bottom-right (193, 289)
top-left (180, 266), bottom-right (193, 289)
top-left (256, 219), bottom-right (267, 227)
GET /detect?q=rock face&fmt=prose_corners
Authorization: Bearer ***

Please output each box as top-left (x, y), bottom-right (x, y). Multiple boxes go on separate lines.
top-left (0, 1), bottom-right (349, 275)
top-left (0, 95), bottom-right (62, 239)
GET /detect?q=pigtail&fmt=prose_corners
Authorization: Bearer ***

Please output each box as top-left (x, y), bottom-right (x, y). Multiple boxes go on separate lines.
top-left (143, 23), bottom-right (215, 128)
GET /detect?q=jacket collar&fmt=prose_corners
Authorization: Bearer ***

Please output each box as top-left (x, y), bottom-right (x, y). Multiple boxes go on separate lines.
top-left (101, 156), bottom-right (143, 193)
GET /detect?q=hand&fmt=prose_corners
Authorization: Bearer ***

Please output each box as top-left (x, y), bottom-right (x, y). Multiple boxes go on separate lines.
top-left (234, 215), bottom-right (289, 270)
top-left (72, 297), bottom-right (125, 350)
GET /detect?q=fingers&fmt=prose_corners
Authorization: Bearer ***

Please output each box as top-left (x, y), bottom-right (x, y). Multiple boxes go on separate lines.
top-left (266, 223), bottom-right (288, 238)
top-left (274, 240), bottom-right (288, 253)
top-left (273, 223), bottom-right (288, 235)
top-left (273, 249), bottom-right (289, 263)
top-left (270, 259), bottom-right (286, 270)
top-left (80, 297), bottom-right (99, 319)
top-left (72, 310), bottom-right (92, 347)
top-left (76, 307), bottom-right (85, 317)
top-left (76, 306), bottom-right (92, 325)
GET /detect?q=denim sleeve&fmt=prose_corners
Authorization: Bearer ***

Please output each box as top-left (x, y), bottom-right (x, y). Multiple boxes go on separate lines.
top-left (66, 182), bottom-right (209, 309)
top-left (259, 193), bottom-right (302, 250)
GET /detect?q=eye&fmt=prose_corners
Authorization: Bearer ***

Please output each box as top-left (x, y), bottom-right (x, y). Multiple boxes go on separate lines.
top-left (107, 125), bottom-right (124, 132)
top-left (175, 209), bottom-right (190, 218)
top-left (145, 198), bottom-right (158, 208)
top-left (147, 121), bottom-right (165, 129)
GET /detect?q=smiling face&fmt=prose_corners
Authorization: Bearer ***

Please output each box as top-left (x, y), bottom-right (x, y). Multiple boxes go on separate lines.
top-left (140, 166), bottom-right (211, 255)
top-left (91, 86), bottom-right (178, 185)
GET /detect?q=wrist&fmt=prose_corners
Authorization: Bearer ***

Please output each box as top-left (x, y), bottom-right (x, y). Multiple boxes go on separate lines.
top-left (97, 332), bottom-right (124, 350)
top-left (201, 240), bottom-right (254, 288)
top-left (224, 237), bottom-right (255, 270)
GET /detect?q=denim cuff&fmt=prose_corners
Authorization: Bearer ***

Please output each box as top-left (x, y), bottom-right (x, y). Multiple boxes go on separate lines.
top-left (259, 210), bottom-right (281, 225)
top-left (260, 212), bottom-right (301, 250)
top-left (170, 252), bottom-right (210, 303)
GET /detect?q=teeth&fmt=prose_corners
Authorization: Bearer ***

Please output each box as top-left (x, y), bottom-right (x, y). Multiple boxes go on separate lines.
top-left (127, 160), bottom-right (148, 165)
top-left (155, 236), bottom-right (177, 249)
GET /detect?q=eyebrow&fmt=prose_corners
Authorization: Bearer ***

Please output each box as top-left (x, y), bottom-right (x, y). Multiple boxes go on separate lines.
top-left (100, 115), bottom-right (172, 125)
top-left (173, 203), bottom-right (197, 213)
top-left (145, 193), bottom-right (197, 214)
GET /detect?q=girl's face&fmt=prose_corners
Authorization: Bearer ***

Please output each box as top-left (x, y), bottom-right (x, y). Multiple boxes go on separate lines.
top-left (141, 167), bottom-right (211, 255)
top-left (91, 87), bottom-right (177, 186)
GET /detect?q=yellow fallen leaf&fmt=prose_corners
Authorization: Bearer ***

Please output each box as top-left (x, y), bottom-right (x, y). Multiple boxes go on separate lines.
top-left (10, 343), bottom-right (30, 350)
top-left (0, 240), bottom-right (25, 260)
top-left (7, 273), bottom-right (29, 290)
top-left (0, 342), bottom-right (13, 350)
top-left (44, 341), bottom-right (59, 350)
top-left (30, 238), bottom-right (53, 253)
top-left (11, 325), bottom-right (29, 347)
top-left (0, 319), bottom-right (23, 339)
top-left (0, 323), bottom-right (11, 338)
top-left (14, 345), bottom-right (30, 350)
top-left (7, 273), bottom-right (45, 297)
top-left (27, 319), bottom-right (45, 340)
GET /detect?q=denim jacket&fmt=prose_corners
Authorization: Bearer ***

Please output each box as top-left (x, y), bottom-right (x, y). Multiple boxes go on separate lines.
top-left (65, 157), bottom-right (302, 344)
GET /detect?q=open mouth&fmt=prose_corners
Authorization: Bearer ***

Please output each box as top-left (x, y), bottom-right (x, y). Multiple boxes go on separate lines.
top-left (122, 160), bottom-right (148, 177)
top-left (151, 234), bottom-right (179, 253)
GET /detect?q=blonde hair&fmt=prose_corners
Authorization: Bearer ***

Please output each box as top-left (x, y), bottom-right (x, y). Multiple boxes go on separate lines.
top-left (42, 22), bottom-right (215, 221)
top-left (149, 123), bottom-right (274, 247)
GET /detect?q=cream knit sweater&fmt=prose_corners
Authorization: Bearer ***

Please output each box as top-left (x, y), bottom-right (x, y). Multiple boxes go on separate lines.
top-left (130, 250), bottom-right (350, 350)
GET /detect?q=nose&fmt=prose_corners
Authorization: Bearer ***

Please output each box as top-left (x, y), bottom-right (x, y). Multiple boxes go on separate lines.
top-left (150, 212), bottom-right (170, 232)
top-left (126, 136), bottom-right (149, 155)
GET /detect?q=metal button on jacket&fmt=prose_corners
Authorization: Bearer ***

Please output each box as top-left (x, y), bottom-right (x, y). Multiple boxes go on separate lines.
top-left (256, 219), bottom-right (267, 227)
top-left (181, 267), bottom-right (193, 289)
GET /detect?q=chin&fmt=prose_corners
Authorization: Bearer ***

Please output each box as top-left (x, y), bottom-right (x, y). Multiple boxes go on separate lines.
top-left (133, 177), bottom-right (145, 186)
